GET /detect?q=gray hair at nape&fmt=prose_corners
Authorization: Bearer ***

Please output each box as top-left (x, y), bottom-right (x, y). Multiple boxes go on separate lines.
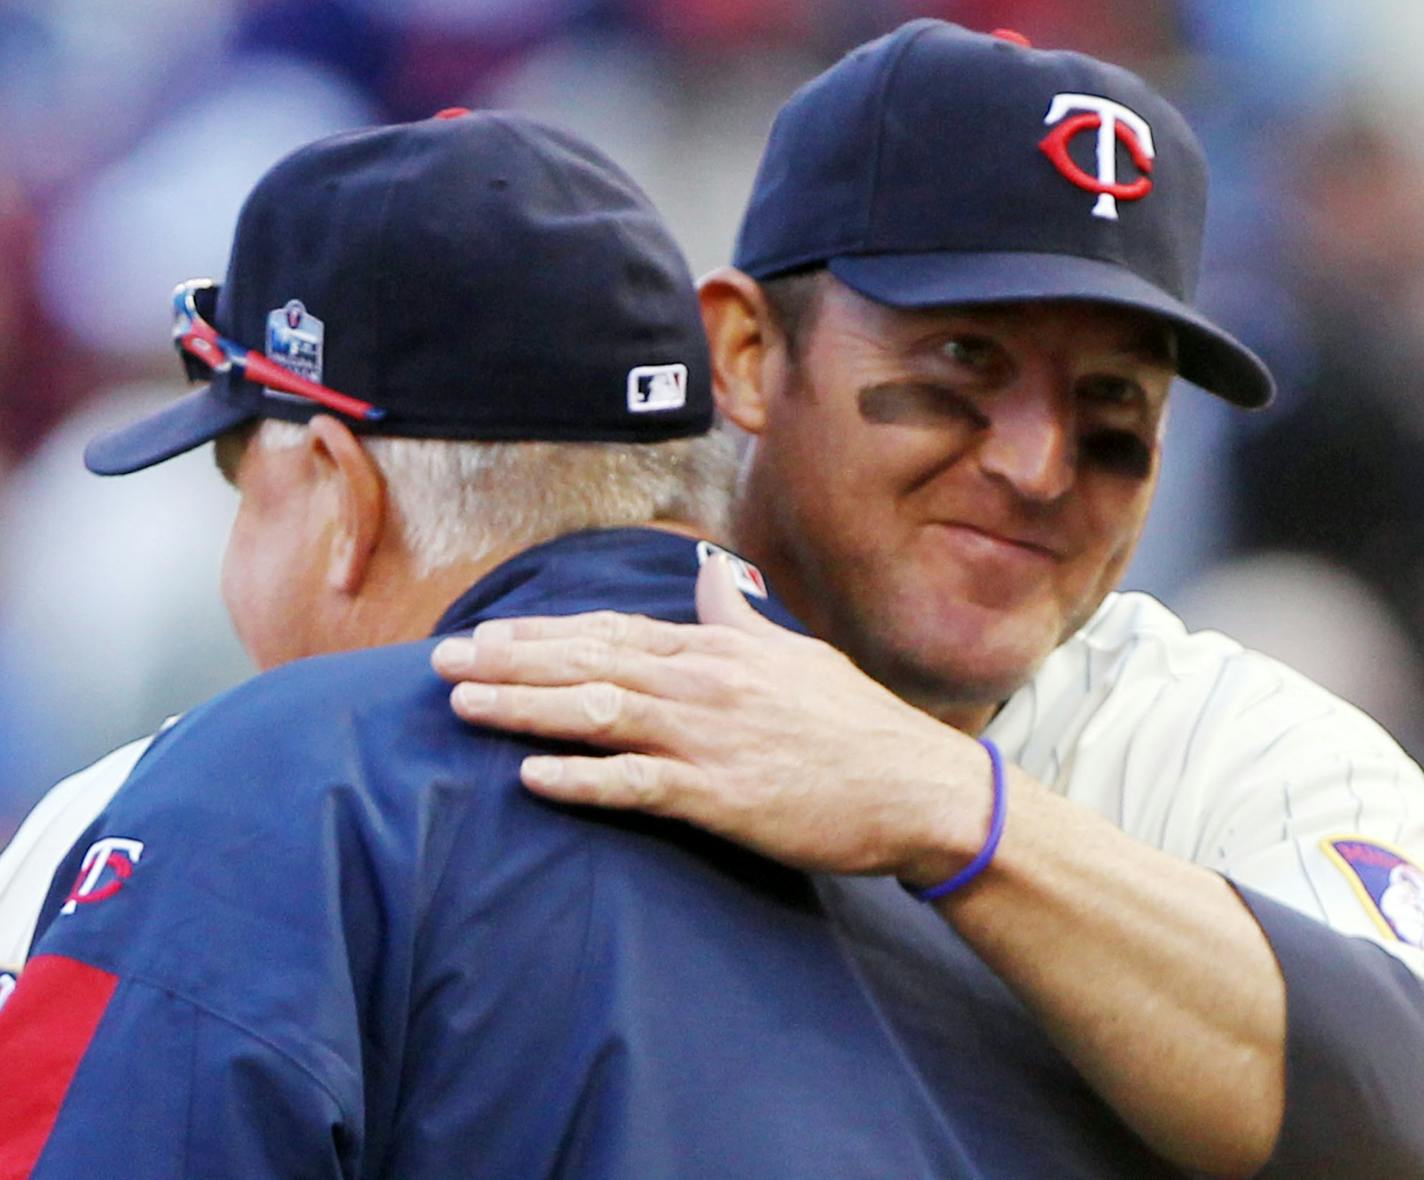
top-left (252, 419), bottom-right (739, 576)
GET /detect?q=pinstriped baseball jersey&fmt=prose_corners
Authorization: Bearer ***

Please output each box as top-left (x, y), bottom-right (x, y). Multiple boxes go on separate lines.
top-left (984, 590), bottom-right (1424, 975)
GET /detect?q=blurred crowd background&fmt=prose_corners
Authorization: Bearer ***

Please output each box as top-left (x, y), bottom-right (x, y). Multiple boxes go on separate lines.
top-left (3, 0), bottom-right (1424, 840)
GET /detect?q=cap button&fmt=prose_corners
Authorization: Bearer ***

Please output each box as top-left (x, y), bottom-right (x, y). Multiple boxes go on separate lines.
top-left (433, 107), bottom-right (471, 120)
top-left (991, 29), bottom-right (1031, 47)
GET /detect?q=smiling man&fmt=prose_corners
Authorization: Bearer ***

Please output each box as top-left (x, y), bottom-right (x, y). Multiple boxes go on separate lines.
top-left (726, 293), bottom-right (1175, 721)
top-left (432, 21), bottom-right (1424, 1177)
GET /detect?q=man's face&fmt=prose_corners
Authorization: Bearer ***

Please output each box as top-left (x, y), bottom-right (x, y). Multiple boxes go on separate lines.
top-left (734, 281), bottom-right (1174, 727)
top-left (217, 427), bottom-right (331, 671)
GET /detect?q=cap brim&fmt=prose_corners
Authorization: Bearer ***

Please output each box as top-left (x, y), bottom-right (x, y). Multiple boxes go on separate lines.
top-left (829, 252), bottom-right (1274, 409)
top-left (84, 385), bottom-right (257, 475)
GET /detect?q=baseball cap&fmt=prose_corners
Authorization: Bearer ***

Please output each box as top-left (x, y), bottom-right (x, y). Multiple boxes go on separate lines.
top-left (85, 110), bottom-right (713, 476)
top-left (734, 20), bottom-right (1274, 408)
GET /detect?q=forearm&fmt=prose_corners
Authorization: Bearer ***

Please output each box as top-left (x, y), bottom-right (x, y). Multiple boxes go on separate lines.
top-left (926, 767), bottom-right (1285, 1177)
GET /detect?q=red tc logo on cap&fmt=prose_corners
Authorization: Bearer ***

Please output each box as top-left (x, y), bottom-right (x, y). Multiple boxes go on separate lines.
top-left (1039, 93), bottom-right (1155, 221)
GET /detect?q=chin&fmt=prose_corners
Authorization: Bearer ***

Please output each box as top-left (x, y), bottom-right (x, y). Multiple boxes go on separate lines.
top-left (240, 628), bottom-right (303, 672)
top-left (901, 653), bottom-right (1040, 716)
top-left (858, 605), bottom-right (1059, 714)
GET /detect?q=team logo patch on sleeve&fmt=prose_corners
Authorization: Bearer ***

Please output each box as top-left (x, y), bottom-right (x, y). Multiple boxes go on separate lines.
top-left (695, 540), bottom-right (768, 599)
top-left (61, 838), bottom-right (145, 916)
top-left (1322, 836), bottom-right (1424, 949)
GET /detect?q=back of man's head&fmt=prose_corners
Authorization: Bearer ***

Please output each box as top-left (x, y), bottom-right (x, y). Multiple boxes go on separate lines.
top-left (85, 110), bottom-right (731, 571)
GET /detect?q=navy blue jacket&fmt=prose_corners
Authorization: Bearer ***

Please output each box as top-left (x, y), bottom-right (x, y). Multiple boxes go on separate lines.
top-left (2, 528), bottom-right (1419, 1177)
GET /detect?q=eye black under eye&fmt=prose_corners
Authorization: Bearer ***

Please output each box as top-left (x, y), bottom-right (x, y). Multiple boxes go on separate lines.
top-left (1080, 429), bottom-right (1153, 479)
top-left (857, 382), bottom-right (990, 429)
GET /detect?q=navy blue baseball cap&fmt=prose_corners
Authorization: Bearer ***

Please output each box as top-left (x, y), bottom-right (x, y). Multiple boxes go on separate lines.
top-left (86, 110), bottom-right (713, 475)
top-left (734, 20), bottom-right (1274, 408)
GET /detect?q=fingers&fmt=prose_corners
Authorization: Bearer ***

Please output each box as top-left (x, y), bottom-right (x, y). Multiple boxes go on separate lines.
top-left (520, 754), bottom-right (749, 852)
top-left (521, 751), bottom-right (691, 814)
top-left (500, 610), bottom-right (698, 653)
top-left (436, 628), bottom-right (664, 694)
top-left (431, 609), bottom-right (712, 687)
top-left (450, 680), bottom-right (679, 751)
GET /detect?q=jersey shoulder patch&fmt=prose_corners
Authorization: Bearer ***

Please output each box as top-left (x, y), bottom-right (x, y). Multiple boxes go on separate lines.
top-left (1321, 836), bottom-right (1424, 949)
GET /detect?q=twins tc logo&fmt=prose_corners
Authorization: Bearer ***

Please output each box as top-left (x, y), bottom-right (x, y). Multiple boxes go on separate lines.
top-left (1039, 93), bottom-right (1155, 221)
top-left (61, 837), bottom-right (145, 915)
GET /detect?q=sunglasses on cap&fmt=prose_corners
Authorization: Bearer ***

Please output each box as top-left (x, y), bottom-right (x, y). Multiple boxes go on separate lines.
top-left (170, 279), bottom-right (385, 423)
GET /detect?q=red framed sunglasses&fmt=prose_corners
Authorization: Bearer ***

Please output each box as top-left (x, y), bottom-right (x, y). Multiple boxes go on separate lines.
top-left (170, 279), bottom-right (385, 423)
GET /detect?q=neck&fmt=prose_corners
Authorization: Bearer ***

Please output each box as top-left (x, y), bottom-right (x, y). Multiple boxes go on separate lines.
top-left (873, 673), bottom-right (1001, 736)
top-left (296, 546), bottom-right (522, 666)
top-left (643, 519), bottom-right (717, 544)
top-left (324, 521), bottom-right (718, 658)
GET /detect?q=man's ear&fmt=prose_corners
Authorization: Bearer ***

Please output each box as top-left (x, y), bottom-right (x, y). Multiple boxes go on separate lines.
top-left (698, 266), bottom-right (787, 436)
top-left (307, 414), bottom-right (385, 595)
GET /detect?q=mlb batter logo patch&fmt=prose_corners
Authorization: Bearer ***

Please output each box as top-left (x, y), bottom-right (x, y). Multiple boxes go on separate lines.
top-left (696, 540), bottom-right (768, 599)
top-left (627, 363), bottom-right (687, 413)
top-left (1322, 836), bottom-right (1424, 949)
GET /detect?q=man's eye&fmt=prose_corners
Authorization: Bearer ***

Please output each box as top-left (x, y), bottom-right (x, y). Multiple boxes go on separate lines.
top-left (1081, 376), bottom-right (1143, 407)
top-left (941, 336), bottom-right (1002, 374)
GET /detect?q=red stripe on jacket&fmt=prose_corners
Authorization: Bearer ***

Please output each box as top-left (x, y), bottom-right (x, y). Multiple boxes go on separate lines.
top-left (0, 955), bottom-right (119, 1179)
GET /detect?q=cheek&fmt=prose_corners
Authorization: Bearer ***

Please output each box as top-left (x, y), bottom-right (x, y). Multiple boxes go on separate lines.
top-left (756, 403), bottom-right (858, 528)
top-left (769, 405), bottom-right (917, 518)
top-left (1113, 453), bottom-right (1161, 541)
top-left (219, 515), bottom-right (252, 621)
top-left (777, 439), bottom-right (908, 583)
top-left (220, 516), bottom-right (268, 657)
top-left (220, 507), bottom-right (307, 667)
top-left (1076, 469), bottom-right (1160, 588)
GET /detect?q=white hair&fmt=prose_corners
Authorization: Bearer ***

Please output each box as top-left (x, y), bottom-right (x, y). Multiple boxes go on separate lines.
top-left (251, 419), bottom-right (737, 575)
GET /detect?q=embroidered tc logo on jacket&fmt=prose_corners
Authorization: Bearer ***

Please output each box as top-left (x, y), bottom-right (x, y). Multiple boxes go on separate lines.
top-left (61, 838), bottom-right (145, 915)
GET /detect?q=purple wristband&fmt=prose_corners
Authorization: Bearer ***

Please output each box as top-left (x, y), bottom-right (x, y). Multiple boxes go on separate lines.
top-left (907, 737), bottom-right (1007, 902)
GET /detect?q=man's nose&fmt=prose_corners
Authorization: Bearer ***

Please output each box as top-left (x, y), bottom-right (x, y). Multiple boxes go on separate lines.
top-left (974, 384), bottom-right (1076, 503)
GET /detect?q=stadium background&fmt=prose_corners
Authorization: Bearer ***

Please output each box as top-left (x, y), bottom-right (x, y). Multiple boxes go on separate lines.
top-left (2, 0), bottom-right (1423, 840)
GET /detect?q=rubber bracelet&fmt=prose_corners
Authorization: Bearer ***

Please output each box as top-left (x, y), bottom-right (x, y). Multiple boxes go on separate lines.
top-left (908, 737), bottom-right (1007, 902)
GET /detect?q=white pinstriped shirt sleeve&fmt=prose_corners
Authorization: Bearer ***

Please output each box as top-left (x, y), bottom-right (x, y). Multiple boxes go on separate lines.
top-left (0, 732), bottom-right (157, 974)
top-left (984, 590), bottom-right (1424, 977)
